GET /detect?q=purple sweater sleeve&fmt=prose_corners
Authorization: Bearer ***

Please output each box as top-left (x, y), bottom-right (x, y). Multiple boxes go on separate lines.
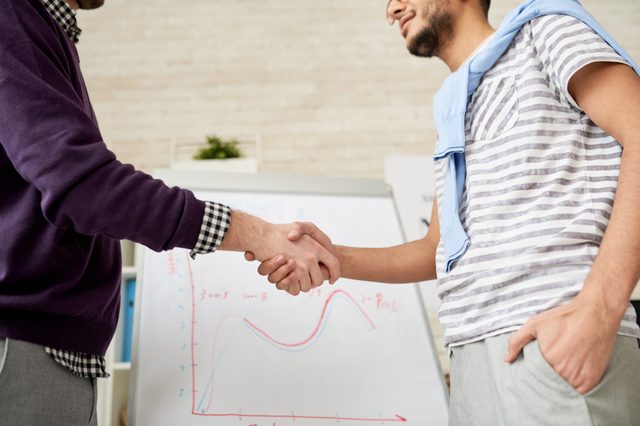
top-left (0, 1), bottom-right (204, 251)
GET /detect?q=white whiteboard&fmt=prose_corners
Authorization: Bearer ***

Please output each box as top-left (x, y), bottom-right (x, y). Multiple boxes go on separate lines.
top-left (131, 170), bottom-right (448, 426)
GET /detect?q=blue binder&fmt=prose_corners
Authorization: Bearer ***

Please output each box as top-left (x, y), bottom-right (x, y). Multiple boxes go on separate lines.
top-left (121, 277), bottom-right (136, 362)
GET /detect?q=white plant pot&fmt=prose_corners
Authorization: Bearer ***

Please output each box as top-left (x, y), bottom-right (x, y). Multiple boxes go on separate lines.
top-left (170, 158), bottom-right (259, 173)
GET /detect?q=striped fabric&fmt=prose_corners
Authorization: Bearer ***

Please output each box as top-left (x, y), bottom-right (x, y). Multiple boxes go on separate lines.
top-left (435, 14), bottom-right (640, 348)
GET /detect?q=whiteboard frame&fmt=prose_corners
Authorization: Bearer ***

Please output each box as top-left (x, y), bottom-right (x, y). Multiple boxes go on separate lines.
top-left (128, 169), bottom-right (448, 425)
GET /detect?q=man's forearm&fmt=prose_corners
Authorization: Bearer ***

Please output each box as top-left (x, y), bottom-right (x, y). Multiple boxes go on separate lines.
top-left (336, 236), bottom-right (438, 283)
top-left (218, 210), bottom-right (268, 254)
top-left (336, 198), bottom-right (440, 284)
top-left (568, 62), bottom-right (640, 318)
top-left (581, 145), bottom-right (640, 319)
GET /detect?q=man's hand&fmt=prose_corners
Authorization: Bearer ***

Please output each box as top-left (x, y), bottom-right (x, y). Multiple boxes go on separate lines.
top-left (219, 212), bottom-right (339, 296)
top-left (504, 291), bottom-right (621, 394)
top-left (252, 223), bottom-right (339, 296)
top-left (244, 222), bottom-right (338, 293)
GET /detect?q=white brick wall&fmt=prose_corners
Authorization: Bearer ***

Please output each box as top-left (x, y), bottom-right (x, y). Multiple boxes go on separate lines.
top-left (74, 0), bottom-right (637, 178)
top-left (76, 0), bottom-right (639, 177)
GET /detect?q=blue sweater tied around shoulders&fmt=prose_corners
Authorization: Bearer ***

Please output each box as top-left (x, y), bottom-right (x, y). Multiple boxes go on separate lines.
top-left (434, 0), bottom-right (640, 273)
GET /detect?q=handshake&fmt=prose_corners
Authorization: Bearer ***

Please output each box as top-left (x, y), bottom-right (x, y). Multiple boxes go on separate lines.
top-left (230, 211), bottom-right (340, 296)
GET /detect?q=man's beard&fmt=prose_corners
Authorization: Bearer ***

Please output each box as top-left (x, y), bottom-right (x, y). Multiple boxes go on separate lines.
top-left (77, 0), bottom-right (105, 9)
top-left (407, 8), bottom-right (454, 58)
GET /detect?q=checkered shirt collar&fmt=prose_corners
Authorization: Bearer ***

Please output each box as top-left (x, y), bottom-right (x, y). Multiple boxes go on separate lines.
top-left (40, 0), bottom-right (82, 43)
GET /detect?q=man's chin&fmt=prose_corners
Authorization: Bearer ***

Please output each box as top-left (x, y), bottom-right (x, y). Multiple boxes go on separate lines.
top-left (407, 40), bottom-right (436, 58)
top-left (408, 48), bottom-right (435, 58)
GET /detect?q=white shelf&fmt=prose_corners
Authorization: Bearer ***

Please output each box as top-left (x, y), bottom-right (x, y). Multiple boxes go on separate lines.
top-left (113, 362), bottom-right (131, 371)
top-left (121, 266), bottom-right (137, 280)
top-left (97, 259), bottom-right (136, 426)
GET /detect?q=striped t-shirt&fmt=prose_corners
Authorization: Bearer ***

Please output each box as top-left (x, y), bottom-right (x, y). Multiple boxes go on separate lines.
top-left (434, 14), bottom-right (640, 348)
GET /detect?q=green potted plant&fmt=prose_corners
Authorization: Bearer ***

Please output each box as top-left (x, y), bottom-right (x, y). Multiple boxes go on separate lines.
top-left (172, 134), bottom-right (258, 173)
top-left (193, 135), bottom-right (242, 160)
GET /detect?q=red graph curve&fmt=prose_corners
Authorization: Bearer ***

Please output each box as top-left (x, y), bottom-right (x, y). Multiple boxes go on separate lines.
top-left (242, 288), bottom-right (376, 348)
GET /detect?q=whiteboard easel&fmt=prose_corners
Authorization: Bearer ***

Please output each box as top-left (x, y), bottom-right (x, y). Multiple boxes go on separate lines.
top-left (129, 170), bottom-right (449, 425)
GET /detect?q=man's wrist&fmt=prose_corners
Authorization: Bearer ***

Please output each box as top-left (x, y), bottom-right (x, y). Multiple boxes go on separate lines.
top-left (334, 245), bottom-right (354, 279)
top-left (579, 274), bottom-right (630, 322)
top-left (219, 210), bottom-right (270, 255)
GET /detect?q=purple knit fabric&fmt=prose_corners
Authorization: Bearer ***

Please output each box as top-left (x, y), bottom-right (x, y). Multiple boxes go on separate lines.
top-left (0, 0), bottom-right (205, 355)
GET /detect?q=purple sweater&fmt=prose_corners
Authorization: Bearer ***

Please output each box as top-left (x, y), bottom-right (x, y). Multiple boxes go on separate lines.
top-left (0, 0), bottom-right (205, 355)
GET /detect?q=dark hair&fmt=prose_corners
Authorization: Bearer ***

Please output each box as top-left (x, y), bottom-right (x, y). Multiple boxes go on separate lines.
top-left (480, 0), bottom-right (491, 16)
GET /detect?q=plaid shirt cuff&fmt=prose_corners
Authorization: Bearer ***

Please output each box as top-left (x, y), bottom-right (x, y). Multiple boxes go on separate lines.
top-left (189, 201), bottom-right (232, 258)
top-left (44, 347), bottom-right (109, 378)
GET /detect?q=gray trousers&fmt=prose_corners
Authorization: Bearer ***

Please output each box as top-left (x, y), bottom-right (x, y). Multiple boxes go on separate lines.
top-left (0, 338), bottom-right (98, 426)
top-left (449, 333), bottom-right (640, 426)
